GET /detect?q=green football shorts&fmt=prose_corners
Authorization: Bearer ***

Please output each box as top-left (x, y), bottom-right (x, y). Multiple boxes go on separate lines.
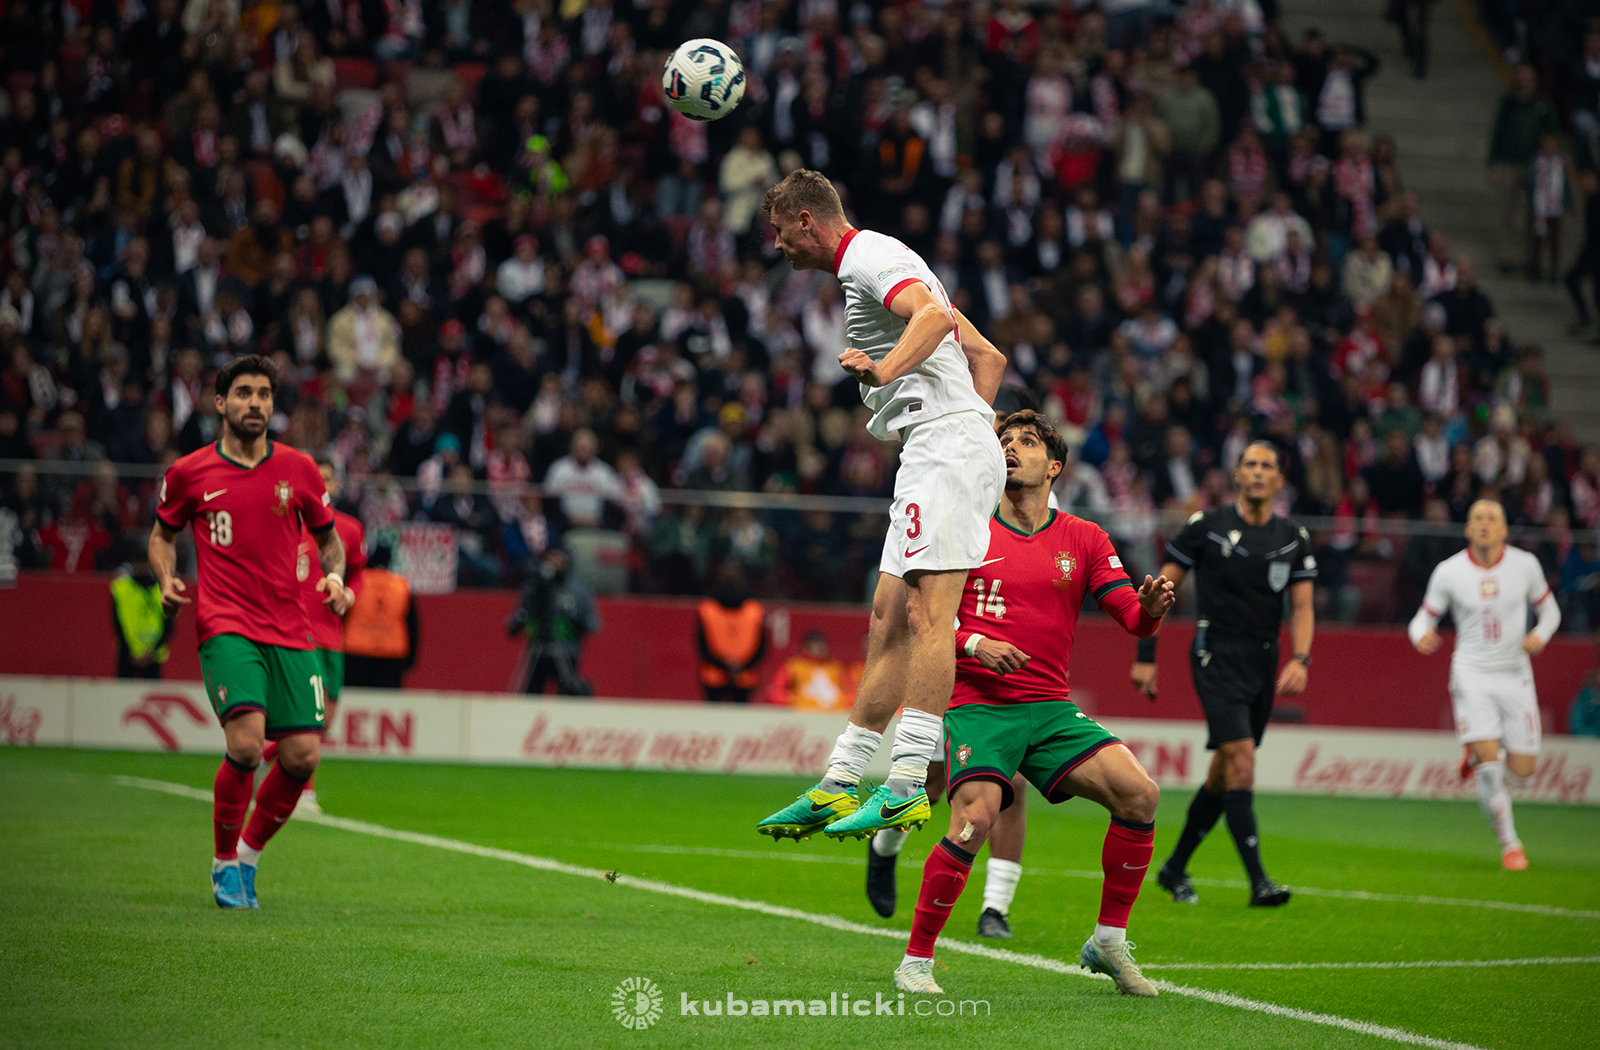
top-left (943, 700), bottom-right (1121, 809)
top-left (318, 647), bottom-right (345, 701)
top-left (198, 633), bottom-right (328, 738)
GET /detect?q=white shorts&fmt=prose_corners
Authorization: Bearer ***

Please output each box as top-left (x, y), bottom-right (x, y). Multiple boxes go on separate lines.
top-left (1450, 664), bottom-right (1541, 753)
top-left (879, 411), bottom-right (1005, 579)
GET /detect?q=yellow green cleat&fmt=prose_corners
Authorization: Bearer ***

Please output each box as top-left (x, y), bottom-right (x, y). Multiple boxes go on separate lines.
top-left (757, 783), bottom-right (860, 840)
top-left (823, 784), bottom-right (930, 840)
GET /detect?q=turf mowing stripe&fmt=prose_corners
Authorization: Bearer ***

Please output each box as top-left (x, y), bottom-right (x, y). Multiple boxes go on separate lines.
top-left (1146, 957), bottom-right (1600, 971)
top-left (113, 774), bottom-right (1494, 1050)
top-left (590, 840), bottom-right (1600, 922)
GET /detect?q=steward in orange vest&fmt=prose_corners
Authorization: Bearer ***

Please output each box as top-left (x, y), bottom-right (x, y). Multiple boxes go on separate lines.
top-left (696, 571), bottom-right (766, 703)
top-left (343, 545), bottom-right (418, 689)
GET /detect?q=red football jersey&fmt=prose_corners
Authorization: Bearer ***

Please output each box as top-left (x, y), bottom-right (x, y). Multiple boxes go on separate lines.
top-left (298, 509), bottom-right (366, 651)
top-left (951, 510), bottom-right (1157, 707)
top-left (156, 441), bottom-right (334, 650)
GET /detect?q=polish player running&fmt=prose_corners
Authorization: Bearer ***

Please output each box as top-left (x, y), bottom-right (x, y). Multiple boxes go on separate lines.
top-left (892, 411), bottom-right (1176, 998)
top-left (1407, 499), bottom-right (1559, 870)
top-left (757, 170), bottom-right (1010, 841)
top-left (149, 355), bottom-right (351, 909)
top-left (263, 456), bottom-right (366, 815)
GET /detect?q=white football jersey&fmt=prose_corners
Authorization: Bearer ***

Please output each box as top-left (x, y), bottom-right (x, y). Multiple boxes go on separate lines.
top-left (1420, 547), bottom-right (1551, 671)
top-left (833, 229), bottom-right (992, 439)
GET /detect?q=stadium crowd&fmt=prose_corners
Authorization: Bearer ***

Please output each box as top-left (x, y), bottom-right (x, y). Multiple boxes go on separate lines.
top-left (0, 0), bottom-right (1598, 625)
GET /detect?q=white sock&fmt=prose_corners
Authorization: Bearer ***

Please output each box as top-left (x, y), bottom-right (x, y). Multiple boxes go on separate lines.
top-left (899, 953), bottom-right (930, 968)
top-left (822, 723), bottom-right (883, 788)
top-left (982, 858), bottom-right (1023, 915)
top-left (237, 843), bottom-right (262, 867)
top-left (1474, 761), bottom-right (1520, 849)
top-left (1093, 923), bottom-right (1126, 946)
top-left (872, 828), bottom-right (909, 857)
top-left (211, 857), bottom-right (236, 872)
top-left (886, 708), bottom-right (944, 790)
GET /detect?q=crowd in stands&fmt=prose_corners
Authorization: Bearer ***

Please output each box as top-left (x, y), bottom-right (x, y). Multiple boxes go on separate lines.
top-left (0, 0), bottom-right (1597, 625)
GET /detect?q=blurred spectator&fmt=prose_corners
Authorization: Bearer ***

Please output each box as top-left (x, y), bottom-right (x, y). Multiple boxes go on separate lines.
top-left (544, 427), bottom-right (622, 530)
top-left (343, 543), bottom-right (418, 690)
top-left (507, 547), bottom-right (597, 696)
top-left (109, 542), bottom-right (174, 678)
top-left (764, 629), bottom-right (853, 711)
top-left (1486, 65), bottom-right (1558, 273)
top-left (1570, 658), bottom-right (1600, 736)
top-left (328, 276), bottom-right (400, 383)
top-left (696, 565), bottom-right (766, 704)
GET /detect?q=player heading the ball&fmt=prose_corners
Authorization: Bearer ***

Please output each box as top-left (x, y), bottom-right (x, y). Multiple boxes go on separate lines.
top-left (755, 170), bottom-right (1009, 842)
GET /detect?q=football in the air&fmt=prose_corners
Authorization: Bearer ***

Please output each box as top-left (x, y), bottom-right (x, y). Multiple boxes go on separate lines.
top-left (662, 38), bottom-right (746, 121)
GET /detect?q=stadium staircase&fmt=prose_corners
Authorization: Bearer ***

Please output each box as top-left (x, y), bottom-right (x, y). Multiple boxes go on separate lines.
top-left (1282, 0), bottom-right (1600, 442)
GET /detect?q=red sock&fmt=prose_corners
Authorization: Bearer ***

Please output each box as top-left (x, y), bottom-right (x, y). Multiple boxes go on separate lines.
top-left (1098, 818), bottom-right (1155, 929)
top-left (906, 838), bottom-right (975, 958)
top-left (213, 756), bottom-right (256, 860)
top-left (261, 741), bottom-right (278, 764)
top-left (241, 763), bottom-right (309, 852)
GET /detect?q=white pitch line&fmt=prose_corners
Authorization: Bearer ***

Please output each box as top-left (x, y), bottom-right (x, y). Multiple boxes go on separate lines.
top-left (1145, 957), bottom-right (1600, 971)
top-left (112, 775), bottom-right (1492, 1050)
top-left (561, 839), bottom-right (1600, 922)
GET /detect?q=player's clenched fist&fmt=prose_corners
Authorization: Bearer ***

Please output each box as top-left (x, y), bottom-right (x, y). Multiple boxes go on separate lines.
top-left (1413, 629), bottom-right (1441, 655)
top-left (838, 348), bottom-right (884, 387)
top-left (973, 638), bottom-right (1030, 675)
top-left (318, 575), bottom-right (354, 616)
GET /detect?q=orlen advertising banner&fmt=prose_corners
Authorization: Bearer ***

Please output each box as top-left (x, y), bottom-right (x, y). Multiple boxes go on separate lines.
top-left (3, 676), bottom-right (1596, 804)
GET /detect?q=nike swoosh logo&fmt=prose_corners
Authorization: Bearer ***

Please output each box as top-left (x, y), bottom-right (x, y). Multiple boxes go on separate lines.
top-left (980, 557), bottom-right (1005, 567)
top-left (904, 545), bottom-right (929, 559)
top-left (934, 899), bottom-right (958, 907)
top-left (1123, 863), bottom-right (1150, 870)
top-left (808, 802), bottom-right (834, 814)
top-left (879, 797), bottom-right (923, 821)
top-left (203, 489), bottom-right (227, 501)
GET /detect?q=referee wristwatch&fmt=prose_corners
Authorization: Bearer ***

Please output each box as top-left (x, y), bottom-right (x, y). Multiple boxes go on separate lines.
top-left (1291, 653), bottom-right (1312, 667)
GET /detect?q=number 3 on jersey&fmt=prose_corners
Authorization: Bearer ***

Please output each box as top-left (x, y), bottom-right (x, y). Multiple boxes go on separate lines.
top-left (905, 503), bottom-right (922, 540)
top-left (203, 510), bottom-right (233, 546)
top-left (973, 577), bottom-right (1005, 618)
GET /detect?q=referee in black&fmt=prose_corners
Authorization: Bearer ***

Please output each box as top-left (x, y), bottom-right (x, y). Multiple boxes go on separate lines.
top-left (1129, 440), bottom-right (1316, 906)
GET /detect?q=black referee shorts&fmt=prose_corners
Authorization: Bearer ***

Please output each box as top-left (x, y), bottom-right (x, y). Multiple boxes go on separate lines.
top-left (1189, 625), bottom-right (1278, 751)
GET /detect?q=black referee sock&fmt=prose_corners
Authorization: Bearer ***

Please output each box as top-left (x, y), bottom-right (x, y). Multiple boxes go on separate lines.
top-left (1223, 790), bottom-right (1268, 886)
top-left (1165, 786), bottom-right (1226, 874)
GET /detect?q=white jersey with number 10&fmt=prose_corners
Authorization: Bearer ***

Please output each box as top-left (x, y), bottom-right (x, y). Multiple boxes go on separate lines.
top-left (1419, 547), bottom-right (1551, 671)
top-left (833, 229), bottom-right (992, 439)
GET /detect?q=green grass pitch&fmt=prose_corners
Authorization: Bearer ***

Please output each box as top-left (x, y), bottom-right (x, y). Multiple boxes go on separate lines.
top-left (2, 747), bottom-right (1598, 1050)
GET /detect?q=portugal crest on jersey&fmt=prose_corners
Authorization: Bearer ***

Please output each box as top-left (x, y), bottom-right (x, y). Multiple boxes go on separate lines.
top-left (955, 744), bottom-right (971, 767)
top-left (1054, 552), bottom-right (1077, 587)
top-left (273, 480), bottom-right (293, 515)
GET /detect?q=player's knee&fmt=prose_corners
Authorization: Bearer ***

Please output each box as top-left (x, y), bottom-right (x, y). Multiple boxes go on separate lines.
top-left (1124, 776), bottom-right (1160, 824)
top-left (228, 740), bottom-right (264, 767)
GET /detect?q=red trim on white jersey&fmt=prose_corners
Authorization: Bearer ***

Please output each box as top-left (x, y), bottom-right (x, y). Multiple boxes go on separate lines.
top-left (883, 277), bottom-right (919, 311)
top-left (1422, 601), bottom-right (1443, 617)
top-left (1468, 546), bottom-right (1506, 569)
top-left (831, 228), bottom-right (859, 275)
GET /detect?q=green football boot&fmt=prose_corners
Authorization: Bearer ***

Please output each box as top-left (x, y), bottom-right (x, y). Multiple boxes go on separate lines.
top-left (823, 784), bottom-right (930, 840)
top-left (757, 783), bottom-right (860, 840)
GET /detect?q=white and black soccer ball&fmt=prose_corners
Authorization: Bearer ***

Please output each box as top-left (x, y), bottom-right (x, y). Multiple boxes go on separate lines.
top-left (661, 38), bottom-right (746, 121)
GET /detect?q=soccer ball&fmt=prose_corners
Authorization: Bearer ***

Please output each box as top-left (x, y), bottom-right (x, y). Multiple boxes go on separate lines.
top-left (662, 38), bottom-right (746, 121)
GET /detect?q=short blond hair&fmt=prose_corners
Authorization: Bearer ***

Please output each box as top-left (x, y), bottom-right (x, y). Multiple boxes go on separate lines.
top-left (762, 169), bottom-right (844, 223)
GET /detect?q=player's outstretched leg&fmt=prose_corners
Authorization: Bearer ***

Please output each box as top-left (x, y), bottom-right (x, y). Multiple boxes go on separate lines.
top-left (977, 773), bottom-right (1027, 938)
top-left (1473, 753), bottom-right (1527, 869)
top-left (866, 833), bottom-right (900, 918)
top-left (894, 779), bottom-right (1000, 992)
top-left (827, 571), bottom-right (965, 839)
top-left (212, 754), bottom-right (256, 909)
top-left (761, 575), bottom-right (909, 840)
top-left (236, 733), bottom-right (319, 906)
top-left (1064, 744), bottom-right (1160, 997)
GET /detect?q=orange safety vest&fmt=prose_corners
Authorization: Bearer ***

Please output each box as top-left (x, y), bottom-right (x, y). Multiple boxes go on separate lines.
top-left (342, 569), bottom-right (412, 659)
top-left (697, 599), bottom-right (765, 688)
top-left (779, 656), bottom-right (853, 711)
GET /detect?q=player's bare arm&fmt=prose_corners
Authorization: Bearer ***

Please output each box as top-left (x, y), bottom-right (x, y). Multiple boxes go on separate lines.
top-left (1276, 580), bottom-right (1314, 697)
top-left (950, 307), bottom-right (1007, 405)
top-left (313, 527), bottom-right (352, 615)
top-left (148, 520), bottom-right (191, 614)
top-left (838, 281), bottom-right (953, 387)
top-left (1131, 560), bottom-right (1186, 699)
